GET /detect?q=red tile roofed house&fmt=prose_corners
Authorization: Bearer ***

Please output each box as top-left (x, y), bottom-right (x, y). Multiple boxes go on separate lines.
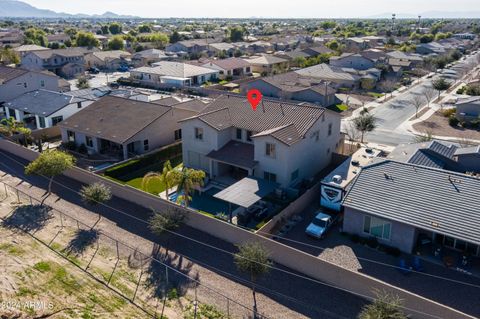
top-left (179, 95), bottom-right (343, 188)
top-left (59, 95), bottom-right (208, 160)
top-left (201, 58), bottom-right (252, 79)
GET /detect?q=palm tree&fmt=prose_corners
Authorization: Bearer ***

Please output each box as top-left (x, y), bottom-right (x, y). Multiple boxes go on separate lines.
top-left (142, 160), bottom-right (175, 198)
top-left (171, 167), bottom-right (205, 206)
top-left (234, 242), bottom-right (271, 318)
top-left (0, 117), bottom-right (24, 136)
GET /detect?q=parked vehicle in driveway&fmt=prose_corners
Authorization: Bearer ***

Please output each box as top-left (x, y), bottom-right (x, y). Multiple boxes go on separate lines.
top-left (117, 65), bottom-right (129, 72)
top-left (305, 211), bottom-right (338, 239)
top-left (87, 67), bottom-right (100, 74)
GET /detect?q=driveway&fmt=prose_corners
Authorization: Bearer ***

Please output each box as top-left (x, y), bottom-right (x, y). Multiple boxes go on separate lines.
top-left (275, 204), bottom-right (480, 318)
top-left (69, 71), bottom-right (130, 90)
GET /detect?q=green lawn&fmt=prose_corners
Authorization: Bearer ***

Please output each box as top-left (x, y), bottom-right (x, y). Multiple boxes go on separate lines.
top-left (126, 176), bottom-right (166, 195)
top-left (328, 104), bottom-right (349, 112)
top-left (367, 92), bottom-right (384, 99)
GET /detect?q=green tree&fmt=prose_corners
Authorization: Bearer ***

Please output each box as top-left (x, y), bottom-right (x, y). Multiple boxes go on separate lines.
top-left (107, 35), bottom-right (125, 50)
top-left (142, 160), bottom-right (175, 198)
top-left (76, 76), bottom-right (90, 89)
top-left (149, 207), bottom-right (187, 239)
top-left (75, 31), bottom-right (100, 48)
top-left (0, 117), bottom-right (26, 136)
top-left (169, 30), bottom-right (181, 43)
top-left (24, 27), bottom-right (48, 47)
top-left (0, 47), bottom-right (20, 64)
top-left (358, 291), bottom-right (408, 319)
top-left (229, 26), bottom-right (245, 42)
top-left (432, 78), bottom-right (451, 98)
top-left (138, 24), bottom-right (151, 33)
top-left (108, 22), bottom-right (122, 35)
top-left (80, 182), bottom-right (112, 228)
top-left (100, 25), bottom-right (110, 35)
top-left (353, 109), bottom-right (377, 143)
top-left (325, 39), bottom-right (339, 51)
top-left (171, 167), bottom-right (205, 207)
top-left (25, 150), bottom-right (75, 203)
top-left (234, 242), bottom-right (271, 318)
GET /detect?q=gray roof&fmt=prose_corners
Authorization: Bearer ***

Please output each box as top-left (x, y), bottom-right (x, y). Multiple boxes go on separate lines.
top-left (386, 141), bottom-right (461, 171)
top-left (202, 58), bottom-right (251, 70)
top-left (59, 96), bottom-right (171, 144)
top-left (454, 146), bottom-right (480, 156)
top-left (6, 90), bottom-right (87, 117)
top-left (214, 177), bottom-right (278, 208)
top-left (343, 160), bottom-right (480, 245)
top-left (181, 95), bottom-right (326, 146)
top-left (133, 61), bottom-right (218, 78)
top-left (257, 72), bottom-right (336, 95)
top-left (0, 65), bottom-right (29, 83)
top-left (295, 63), bottom-right (358, 82)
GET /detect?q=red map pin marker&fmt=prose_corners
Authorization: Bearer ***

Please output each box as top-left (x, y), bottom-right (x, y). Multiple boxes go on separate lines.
top-left (247, 89), bottom-right (262, 111)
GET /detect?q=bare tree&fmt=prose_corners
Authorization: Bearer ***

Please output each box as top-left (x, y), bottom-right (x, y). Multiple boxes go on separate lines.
top-left (411, 95), bottom-right (425, 118)
top-left (423, 87), bottom-right (436, 107)
top-left (380, 79), bottom-right (396, 100)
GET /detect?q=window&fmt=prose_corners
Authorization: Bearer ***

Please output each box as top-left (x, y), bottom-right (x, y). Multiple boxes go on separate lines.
top-left (363, 216), bottom-right (391, 240)
top-left (85, 136), bottom-right (93, 147)
top-left (143, 139), bottom-right (149, 151)
top-left (40, 80), bottom-right (45, 87)
top-left (328, 123), bottom-right (333, 136)
top-left (265, 143), bottom-right (276, 158)
top-left (194, 127), bottom-right (203, 140)
top-left (236, 128), bottom-right (242, 140)
top-left (174, 129), bottom-right (182, 141)
top-left (67, 130), bottom-right (75, 142)
top-left (321, 114), bottom-right (325, 122)
top-left (246, 130), bottom-right (253, 142)
top-left (38, 116), bottom-right (46, 128)
top-left (264, 171), bottom-right (277, 182)
top-left (23, 82), bottom-right (27, 88)
top-left (290, 169), bottom-right (299, 182)
top-left (77, 102), bottom-right (82, 109)
top-left (51, 116), bottom-right (63, 126)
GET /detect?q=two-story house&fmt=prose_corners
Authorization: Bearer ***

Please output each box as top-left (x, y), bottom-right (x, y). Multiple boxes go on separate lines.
top-left (21, 48), bottom-right (89, 78)
top-left (179, 95), bottom-right (342, 188)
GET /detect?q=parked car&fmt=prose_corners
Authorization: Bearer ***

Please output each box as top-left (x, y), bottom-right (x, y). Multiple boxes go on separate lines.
top-left (305, 211), bottom-right (338, 239)
top-left (88, 67), bottom-right (100, 74)
top-left (117, 65), bottom-right (129, 72)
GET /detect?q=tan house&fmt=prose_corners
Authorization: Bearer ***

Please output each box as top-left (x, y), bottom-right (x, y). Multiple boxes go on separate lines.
top-left (59, 95), bottom-right (208, 159)
top-left (243, 55), bottom-right (289, 76)
top-left (85, 50), bottom-right (131, 71)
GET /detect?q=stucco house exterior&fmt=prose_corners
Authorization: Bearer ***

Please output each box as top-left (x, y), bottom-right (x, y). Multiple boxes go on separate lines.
top-left (329, 53), bottom-right (376, 71)
top-left (0, 65), bottom-right (67, 104)
top-left (241, 72), bottom-right (337, 106)
top-left (85, 50), bottom-right (131, 71)
top-left (456, 96), bottom-right (480, 123)
top-left (243, 55), bottom-right (289, 76)
top-left (21, 48), bottom-right (88, 78)
top-left (130, 61), bottom-right (219, 87)
top-left (179, 95), bottom-right (343, 188)
top-left (342, 160), bottom-right (480, 257)
top-left (4, 90), bottom-right (93, 130)
top-left (201, 58), bottom-right (252, 79)
top-left (59, 96), bottom-right (208, 159)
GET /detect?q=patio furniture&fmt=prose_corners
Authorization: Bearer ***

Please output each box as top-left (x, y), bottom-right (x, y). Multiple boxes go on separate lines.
top-left (398, 259), bottom-right (412, 275)
top-left (443, 255), bottom-right (455, 268)
top-left (412, 256), bottom-right (425, 272)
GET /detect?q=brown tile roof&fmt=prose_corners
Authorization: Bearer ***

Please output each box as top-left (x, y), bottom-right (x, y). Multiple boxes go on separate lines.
top-left (202, 58), bottom-right (251, 70)
top-left (0, 65), bottom-right (29, 83)
top-left (207, 140), bottom-right (256, 169)
top-left (182, 95), bottom-right (325, 145)
top-left (59, 96), bottom-right (171, 144)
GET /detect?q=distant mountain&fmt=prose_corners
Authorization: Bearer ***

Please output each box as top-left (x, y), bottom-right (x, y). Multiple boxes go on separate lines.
top-left (368, 11), bottom-right (480, 19)
top-left (0, 0), bottom-right (138, 18)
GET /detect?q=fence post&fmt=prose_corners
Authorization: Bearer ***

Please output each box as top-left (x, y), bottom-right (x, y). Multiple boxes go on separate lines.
top-left (193, 286), bottom-right (198, 319)
top-left (227, 298), bottom-right (230, 318)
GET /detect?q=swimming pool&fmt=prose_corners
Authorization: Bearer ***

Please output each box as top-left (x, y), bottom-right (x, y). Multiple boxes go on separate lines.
top-left (169, 187), bottom-right (238, 215)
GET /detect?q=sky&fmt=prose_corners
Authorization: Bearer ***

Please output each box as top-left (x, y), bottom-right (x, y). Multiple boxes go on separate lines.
top-left (22, 0), bottom-right (480, 18)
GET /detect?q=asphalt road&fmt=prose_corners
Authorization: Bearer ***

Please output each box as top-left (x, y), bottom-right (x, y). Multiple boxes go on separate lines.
top-left (0, 150), bottom-right (368, 319)
top-left (350, 50), bottom-right (480, 146)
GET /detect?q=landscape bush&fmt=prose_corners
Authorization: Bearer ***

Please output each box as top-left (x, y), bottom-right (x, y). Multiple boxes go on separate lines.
top-left (442, 108), bottom-right (456, 117)
top-left (449, 115), bottom-right (460, 127)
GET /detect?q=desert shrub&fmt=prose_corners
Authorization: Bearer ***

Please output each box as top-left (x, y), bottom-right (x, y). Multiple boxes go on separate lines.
top-left (449, 115), bottom-right (460, 127)
top-left (442, 108), bottom-right (456, 117)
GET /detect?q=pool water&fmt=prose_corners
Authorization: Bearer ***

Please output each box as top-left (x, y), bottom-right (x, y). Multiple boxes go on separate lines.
top-left (169, 187), bottom-right (238, 215)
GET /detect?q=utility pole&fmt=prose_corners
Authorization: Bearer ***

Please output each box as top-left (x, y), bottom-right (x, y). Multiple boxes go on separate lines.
top-left (392, 13), bottom-right (396, 32)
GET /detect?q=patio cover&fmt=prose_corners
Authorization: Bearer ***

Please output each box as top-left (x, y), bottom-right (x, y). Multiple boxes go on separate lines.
top-left (214, 177), bottom-right (278, 208)
top-left (206, 141), bottom-right (257, 169)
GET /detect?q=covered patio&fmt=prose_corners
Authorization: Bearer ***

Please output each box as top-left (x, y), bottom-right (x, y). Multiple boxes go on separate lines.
top-left (206, 141), bottom-right (258, 182)
top-left (213, 177), bottom-right (278, 225)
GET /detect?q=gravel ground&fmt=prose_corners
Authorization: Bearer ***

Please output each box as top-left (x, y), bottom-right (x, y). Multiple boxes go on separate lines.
top-left (0, 150), bottom-right (367, 319)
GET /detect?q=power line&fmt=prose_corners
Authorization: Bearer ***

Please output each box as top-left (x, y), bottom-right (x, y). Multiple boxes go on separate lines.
top-left (0, 151), bottom-right (472, 319)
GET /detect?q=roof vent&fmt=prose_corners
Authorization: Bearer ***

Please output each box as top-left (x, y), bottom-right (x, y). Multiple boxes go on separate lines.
top-left (351, 160), bottom-right (360, 167)
top-left (332, 175), bottom-right (342, 184)
top-left (384, 172), bottom-right (392, 180)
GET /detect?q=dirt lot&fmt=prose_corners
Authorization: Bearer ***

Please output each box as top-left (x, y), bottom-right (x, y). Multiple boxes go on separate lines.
top-left (0, 188), bottom-right (222, 319)
top-left (413, 111), bottom-right (480, 141)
